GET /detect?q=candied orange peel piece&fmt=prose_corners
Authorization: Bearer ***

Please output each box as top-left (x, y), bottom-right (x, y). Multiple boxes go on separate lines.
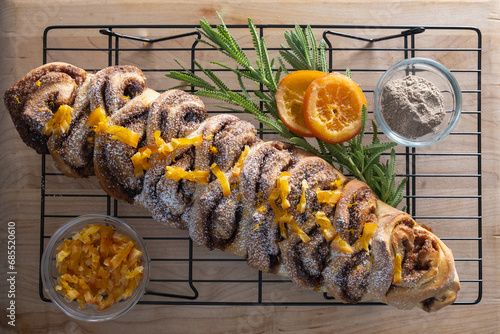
top-left (131, 131), bottom-right (203, 178)
top-left (279, 212), bottom-right (310, 243)
top-left (267, 188), bottom-right (287, 239)
top-left (393, 253), bottom-right (403, 284)
top-left (86, 107), bottom-right (140, 147)
top-left (277, 172), bottom-right (291, 209)
top-left (107, 125), bottom-right (140, 148)
top-left (331, 234), bottom-right (354, 253)
top-left (312, 211), bottom-right (354, 252)
top-left (231, 145), bottom-right (250, 177)
top-left (358, 222), bottom-right (378, 252)
top-left (55, 224), bottom-right (144, 311)
top-left (313, 211), bottom-right (336, 242)
top-left (210, 163), bottom-right (231, 197)
top-left (43, 104), bottom-right (73, 136)
top-left (316, 189), bottom-right (343, 206)
top-left (164, 166), bottom-right (209, 184)
top-left (296, 180), bottom-right (308, 213)
top-left (131, 145), bottom-right (158, 177)
top-left (85, 107), bottom-right (109, 136)
top-left (154, 130), bottom-right (203, 155)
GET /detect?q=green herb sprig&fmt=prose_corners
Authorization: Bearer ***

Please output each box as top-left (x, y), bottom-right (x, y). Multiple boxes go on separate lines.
top-left (279, 23), bottom-right (328, 73)
top-left (165, 14), bottom-right (407, 207)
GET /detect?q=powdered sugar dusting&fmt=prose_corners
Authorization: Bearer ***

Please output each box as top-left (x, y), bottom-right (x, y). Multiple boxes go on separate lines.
top-left (5, 62), bottom-right (457, 310)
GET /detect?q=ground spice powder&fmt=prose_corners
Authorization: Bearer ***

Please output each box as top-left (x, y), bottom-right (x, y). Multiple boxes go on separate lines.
top-left (381, 75), bottom-right (445, 139)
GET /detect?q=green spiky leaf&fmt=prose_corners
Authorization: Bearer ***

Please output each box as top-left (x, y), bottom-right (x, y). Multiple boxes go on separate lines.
top-left (165, 14), bottom-right (407, 207)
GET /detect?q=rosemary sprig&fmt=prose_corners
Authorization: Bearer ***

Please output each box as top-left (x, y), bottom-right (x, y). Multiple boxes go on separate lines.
top-left (165, 14), bottom-right (407, 207)
top-left (279, 23), bottom-right (328, 73)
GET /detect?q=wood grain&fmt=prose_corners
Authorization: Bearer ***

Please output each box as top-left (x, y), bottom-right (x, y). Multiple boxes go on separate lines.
top-left (1, 0), bottom-right (500, 333)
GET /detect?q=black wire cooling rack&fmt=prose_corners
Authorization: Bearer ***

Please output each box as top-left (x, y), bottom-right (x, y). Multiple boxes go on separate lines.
top-left (38, 24), bottom-right (482, 306)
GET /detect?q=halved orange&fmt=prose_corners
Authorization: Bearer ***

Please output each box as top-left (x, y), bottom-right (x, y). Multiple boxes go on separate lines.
top-left (275, 70), bottom-right (327, 137)
top-left (303, 72), bottom-right (366, 144)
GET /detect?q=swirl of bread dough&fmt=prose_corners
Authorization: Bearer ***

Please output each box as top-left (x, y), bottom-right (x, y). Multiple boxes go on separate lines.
top-left (4, 63), bottom-right (461, 312)
top-left (4, 62), bottom-right (87, 154)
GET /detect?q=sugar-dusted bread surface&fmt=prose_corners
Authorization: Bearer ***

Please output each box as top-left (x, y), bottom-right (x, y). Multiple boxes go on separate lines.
top-left (5, 62), bottom-right (460, 313)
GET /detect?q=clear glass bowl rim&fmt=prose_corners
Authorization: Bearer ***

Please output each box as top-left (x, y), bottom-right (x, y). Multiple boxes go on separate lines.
top-left (374, 57), bottom-right (462, 147)
top-left (40, 214), bottom-right (150, 322)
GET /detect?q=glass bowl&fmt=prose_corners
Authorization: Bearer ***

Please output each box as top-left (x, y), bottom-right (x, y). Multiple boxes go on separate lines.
top-left (374, 57), bottom-right (462, 147)
top-left (41, 214), bottom-right (150, 322)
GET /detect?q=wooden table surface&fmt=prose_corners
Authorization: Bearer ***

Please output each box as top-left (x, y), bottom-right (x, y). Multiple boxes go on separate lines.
top-left (1, 0), bottom-right (499, 333)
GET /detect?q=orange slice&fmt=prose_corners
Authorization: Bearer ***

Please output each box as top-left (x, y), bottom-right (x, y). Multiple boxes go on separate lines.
top-left (275, 70), bottom-right (327, 137)
top-left (303, 72), bottom-right (366, 144)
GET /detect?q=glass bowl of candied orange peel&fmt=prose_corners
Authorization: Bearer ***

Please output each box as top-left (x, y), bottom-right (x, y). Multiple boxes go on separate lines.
top-left (41, 214), bottom-right (150, 321)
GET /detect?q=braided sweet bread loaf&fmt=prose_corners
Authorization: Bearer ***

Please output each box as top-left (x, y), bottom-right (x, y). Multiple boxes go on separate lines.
top-left (4, 62), bottom-right (460, 312)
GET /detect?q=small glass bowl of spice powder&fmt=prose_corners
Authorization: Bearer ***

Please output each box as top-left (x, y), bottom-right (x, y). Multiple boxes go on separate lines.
top-left (374, 57), bottom-right (462, 147)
